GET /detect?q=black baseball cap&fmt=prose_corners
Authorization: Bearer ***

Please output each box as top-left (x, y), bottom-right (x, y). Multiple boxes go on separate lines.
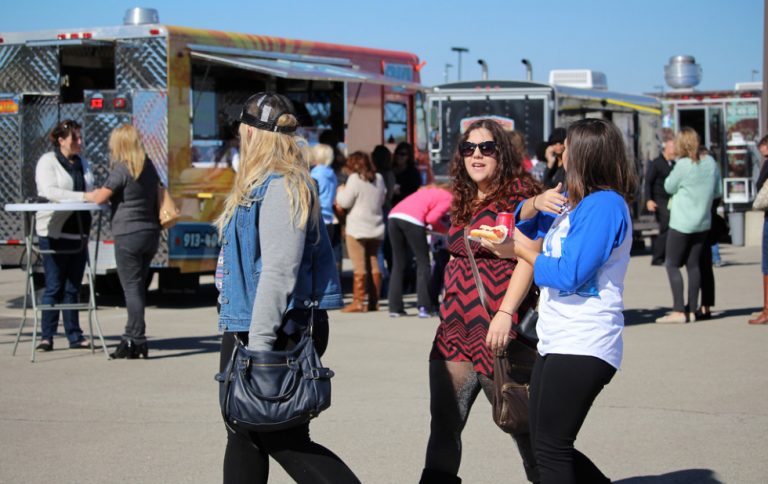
top-left (548, 127), bottom-right (566, 145)
top-left (239, 92), bottom-right (297, 134)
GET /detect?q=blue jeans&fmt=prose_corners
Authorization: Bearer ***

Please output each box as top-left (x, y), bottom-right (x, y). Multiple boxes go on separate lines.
top-left (38, 237), bottom-right (88, 344)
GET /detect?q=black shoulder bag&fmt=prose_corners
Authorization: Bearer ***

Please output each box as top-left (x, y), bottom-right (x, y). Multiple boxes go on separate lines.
top-left (215, 254), bottom-right (334, 433)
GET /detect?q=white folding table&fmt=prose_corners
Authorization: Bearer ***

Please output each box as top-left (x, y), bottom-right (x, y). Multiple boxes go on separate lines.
top-left (4, 202), bottom-right (110, 361)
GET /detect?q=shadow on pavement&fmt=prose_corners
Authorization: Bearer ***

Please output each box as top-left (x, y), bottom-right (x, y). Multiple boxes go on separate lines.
top-left (144, 334), bottom-right (221, 359)
top-left (623, 307), bottom-right (669, 326)
top-left (624, 306), bottom-right (762, 326)
top-left (615, 468), bottom-right (722, 483)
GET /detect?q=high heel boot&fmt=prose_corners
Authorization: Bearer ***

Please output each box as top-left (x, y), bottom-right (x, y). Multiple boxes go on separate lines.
top-left (341, 273), bottom-right (368, 313)
top-left (368, 272), bottom-right (382, 311)
top-left (110, 339), bottom-right (134, 359)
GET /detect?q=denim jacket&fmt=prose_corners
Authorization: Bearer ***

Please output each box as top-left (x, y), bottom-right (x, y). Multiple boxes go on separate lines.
top-left (218, 174), bottom-right (343, 333)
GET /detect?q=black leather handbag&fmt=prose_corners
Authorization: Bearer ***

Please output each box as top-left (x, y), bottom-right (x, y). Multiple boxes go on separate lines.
top-left (216, 312), bottom-right (334, 433)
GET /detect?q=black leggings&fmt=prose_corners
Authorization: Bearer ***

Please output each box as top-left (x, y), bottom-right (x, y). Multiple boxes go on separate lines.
top-left (529, 353), bottom-right (615, 484)
top-left (219, 329), bottom-right (359, 484)
top-left (420, 360), bottom-right (539, 483)
top-left (388, 218), bottom-right (434, 313)
top-left (665, 229), bottom-right (708, 312)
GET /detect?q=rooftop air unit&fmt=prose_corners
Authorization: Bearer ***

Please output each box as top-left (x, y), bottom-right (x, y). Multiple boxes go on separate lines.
top-left (548, 69), bottom-right (608, 90)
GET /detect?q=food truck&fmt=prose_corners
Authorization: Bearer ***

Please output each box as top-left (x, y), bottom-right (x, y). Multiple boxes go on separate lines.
top-left (425, 73), bottom-right (662, 218)
top-left (659, 84), bottom-right (763, 185)
top-left (0, 8), bottom-right (423, 290)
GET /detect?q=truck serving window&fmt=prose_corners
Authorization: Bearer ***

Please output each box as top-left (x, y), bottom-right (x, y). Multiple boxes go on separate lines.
top-left (384, 101), bottom-right (408, 144)
top-left (60, 45), bottom-right (115, 103)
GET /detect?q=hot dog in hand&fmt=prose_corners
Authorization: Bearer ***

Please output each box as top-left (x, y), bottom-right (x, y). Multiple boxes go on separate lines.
top-left (469, 225), bottom-right (508, 243)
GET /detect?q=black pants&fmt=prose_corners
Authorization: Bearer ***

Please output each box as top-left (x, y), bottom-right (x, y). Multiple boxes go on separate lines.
top-left (529, 354), bottom-right (615, 484)
top-left (651, 202), bottom-right (671, 265)
top-left (219, 323), bottom-right (359, 484)
top-left (388, 218), bottom-right (433, 313)
top-left (665, 229), bottom-right (707, 312)
top-left (421, 360), bottom-right (539, 483)
top-left (114, 229), bottom-right (160, 344)
top-left (700, 242), bottom-right (715, 307)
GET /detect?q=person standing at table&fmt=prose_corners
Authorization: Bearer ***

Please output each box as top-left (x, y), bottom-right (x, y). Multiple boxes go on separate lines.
top-left (85, 124), bottom-right (161, 358)
top-left (34, 119), bottom-right (94, 351)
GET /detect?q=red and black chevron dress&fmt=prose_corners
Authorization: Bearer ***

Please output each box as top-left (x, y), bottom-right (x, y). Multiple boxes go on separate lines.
top-left (430, 181), bottom-right (538, 377)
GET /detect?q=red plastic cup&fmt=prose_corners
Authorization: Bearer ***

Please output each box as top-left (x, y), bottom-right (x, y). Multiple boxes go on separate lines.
top-left (496, 212), bottom-right (515, 240)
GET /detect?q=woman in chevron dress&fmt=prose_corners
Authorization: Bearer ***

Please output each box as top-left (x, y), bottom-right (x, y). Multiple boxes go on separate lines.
top-left (419, 119), bottom-right (542, 484)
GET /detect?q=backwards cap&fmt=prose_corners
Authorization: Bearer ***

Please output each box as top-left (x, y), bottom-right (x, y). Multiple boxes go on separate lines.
top-left (239, 92), bottom-right (297, 134)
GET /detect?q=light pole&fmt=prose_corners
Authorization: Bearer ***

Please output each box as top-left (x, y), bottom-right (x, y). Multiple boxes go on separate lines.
top-left (451, 47), bottom-right (469, 81)
top-left (444, 63), bottom-right (453, 83)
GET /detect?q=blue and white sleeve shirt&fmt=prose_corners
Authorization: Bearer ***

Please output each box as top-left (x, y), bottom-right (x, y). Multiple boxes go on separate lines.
top-left (516, 190), bottom-right (632, 369)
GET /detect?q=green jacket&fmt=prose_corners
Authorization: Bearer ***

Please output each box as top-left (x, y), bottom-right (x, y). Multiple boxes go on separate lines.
top-left (664, 155), bottom-right (722, 234)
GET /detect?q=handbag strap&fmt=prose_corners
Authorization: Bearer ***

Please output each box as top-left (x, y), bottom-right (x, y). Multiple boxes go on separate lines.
top-left (463, 227), bottom-right (491, 319)
top-left (220, 338), bottom-right (240, 434)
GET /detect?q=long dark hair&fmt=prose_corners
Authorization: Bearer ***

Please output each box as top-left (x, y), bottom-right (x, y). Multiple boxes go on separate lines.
top-left (565, 118), bottom-right (638, 206)
top-left (450, 119), bottom-right (538, 226)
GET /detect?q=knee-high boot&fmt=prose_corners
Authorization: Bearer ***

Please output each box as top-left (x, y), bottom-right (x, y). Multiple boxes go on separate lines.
top-left (749, 275), bottom-right (768, 324)
top-left (341, 273), bottom-right (368, 313)
top-left (368, 273), bottom-right (382, 311)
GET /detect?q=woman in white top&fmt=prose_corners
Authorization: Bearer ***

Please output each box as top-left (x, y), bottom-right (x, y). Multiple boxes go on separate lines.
top-left (34, 119), bottom-right (95, 351)
top-left (485, 118), bottom-right (637, 483)
top-left (335, 151), bottom-right (386, 312)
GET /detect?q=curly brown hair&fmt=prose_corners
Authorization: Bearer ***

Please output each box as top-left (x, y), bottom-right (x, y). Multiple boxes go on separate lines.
top-left (450, 119), bottom-right (540, 226)
top-left (346, 151), bottom-right (377, 183)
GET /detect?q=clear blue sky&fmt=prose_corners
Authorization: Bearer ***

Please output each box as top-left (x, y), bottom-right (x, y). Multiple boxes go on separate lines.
top-left (1, 0), bottom-right (763, 94)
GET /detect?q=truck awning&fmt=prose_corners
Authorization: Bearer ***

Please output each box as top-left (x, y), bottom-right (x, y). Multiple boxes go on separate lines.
top-left (189, 50), bottom-right (422, 91)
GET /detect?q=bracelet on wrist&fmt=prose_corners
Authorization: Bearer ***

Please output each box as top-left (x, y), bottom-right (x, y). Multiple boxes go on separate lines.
top-left (497, 308), bottom-right (514, 317)
top-left (532, 195), bottom-right (539, 211)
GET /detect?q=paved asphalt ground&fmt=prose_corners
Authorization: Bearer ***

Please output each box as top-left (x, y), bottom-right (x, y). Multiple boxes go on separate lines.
top-left (0, 245), bottom-right (766, 483)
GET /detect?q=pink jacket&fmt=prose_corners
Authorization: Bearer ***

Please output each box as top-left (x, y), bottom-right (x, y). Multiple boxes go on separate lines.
top-left (389, 187), bottom-right (452, 233)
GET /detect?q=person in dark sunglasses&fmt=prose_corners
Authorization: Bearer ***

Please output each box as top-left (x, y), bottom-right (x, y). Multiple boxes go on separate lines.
top-left (420, 119), bottom-right (542, 484)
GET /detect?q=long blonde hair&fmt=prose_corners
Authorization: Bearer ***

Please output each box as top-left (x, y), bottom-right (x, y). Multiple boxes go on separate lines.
top-left (108, 124), bottom-right (146, 179)
top-left (675, 127), bottom-right (700, 162)
top-left (215, 113), bottom-right (316, 235)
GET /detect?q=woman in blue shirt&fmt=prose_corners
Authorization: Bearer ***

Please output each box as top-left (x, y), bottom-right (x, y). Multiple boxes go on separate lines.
top-left (484, 118), bottom-right (637, 483)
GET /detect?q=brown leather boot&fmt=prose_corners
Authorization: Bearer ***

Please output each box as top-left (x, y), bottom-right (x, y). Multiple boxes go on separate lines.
top-left (748, 275), bottom-right (768, 324)
top-left (368, 273), bottom-right (382, 311)
top-left (341, 273), bottom-right (368, 313)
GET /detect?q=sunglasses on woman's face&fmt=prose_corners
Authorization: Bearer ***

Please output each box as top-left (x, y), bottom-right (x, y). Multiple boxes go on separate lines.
top-left (459, 140), bottom-right (497, 157)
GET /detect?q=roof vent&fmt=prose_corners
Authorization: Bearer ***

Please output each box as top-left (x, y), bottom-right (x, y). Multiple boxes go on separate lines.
top-left (123, 8), bottom-right (159, 25)
top-left (664, 55), bottom-right (702, 89)
top-left (548, 69), bottom-right (607, 90)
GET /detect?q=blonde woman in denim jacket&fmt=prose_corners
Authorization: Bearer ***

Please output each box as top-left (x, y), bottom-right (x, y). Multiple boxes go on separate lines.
top-left (215, 93), bottom-right (359, 484)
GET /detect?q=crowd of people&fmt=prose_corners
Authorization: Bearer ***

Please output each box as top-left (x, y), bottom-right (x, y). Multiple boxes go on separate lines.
top-left (31, 89), bottom-right (768, 483)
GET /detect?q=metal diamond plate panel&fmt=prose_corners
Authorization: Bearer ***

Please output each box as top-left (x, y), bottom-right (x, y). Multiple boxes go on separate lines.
top-left (59, 103), bottom-right (84, 127)
top-left (0, 45), bottom-right (59, 94)
top-left (116, 38), bottom-right (167, 91)
top-left (0, 113), bottom-right (23, 240)
top-left (21, 96), bottom-right (59, 200)
top-left (152, 229), bottom-right (169, 267)
top-left (133, 91), bottom-right (168, 185)
top-left (83, 113), bottom-right (130, 241)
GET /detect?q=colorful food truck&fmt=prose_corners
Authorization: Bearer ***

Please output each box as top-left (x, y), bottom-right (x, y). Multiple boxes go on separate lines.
top-left (0, 9), bottom-right (423, 290)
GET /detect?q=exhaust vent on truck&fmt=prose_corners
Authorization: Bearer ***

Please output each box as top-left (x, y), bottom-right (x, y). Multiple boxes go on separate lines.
top-left (123, 8), bottom-right (159, 25)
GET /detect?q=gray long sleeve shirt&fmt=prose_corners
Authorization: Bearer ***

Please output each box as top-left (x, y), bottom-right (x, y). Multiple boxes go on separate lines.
top-left (248, 179), bottom-right (306, 350)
